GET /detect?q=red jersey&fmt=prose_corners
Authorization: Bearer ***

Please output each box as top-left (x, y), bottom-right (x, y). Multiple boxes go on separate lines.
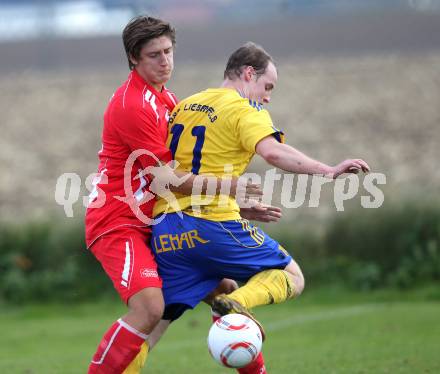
top-left (85, 69), bottom-right (178, 248)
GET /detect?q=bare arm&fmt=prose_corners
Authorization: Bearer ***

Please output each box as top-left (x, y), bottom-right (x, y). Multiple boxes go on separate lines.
top-left (148, 165), bottom-right (282, 223)
top-left (256, 136), bottom-right (370, 178)
top-left (171, 170), bottom-right (261, 198)
top-left (147, 164), bottom-right (262, 198)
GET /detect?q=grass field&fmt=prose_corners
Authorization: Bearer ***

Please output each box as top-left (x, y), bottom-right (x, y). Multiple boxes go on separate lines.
top-left (1, 288), bottom-right (439, 373)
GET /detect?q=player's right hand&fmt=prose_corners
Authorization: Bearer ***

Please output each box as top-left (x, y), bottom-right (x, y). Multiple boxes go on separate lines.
top-left (329, 159), bottom-right (370, 179)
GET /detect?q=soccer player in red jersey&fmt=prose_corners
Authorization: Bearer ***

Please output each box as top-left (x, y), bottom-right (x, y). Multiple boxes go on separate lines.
top-left (85, 16), bottom-right (278, 374)
top-left (85, 17), bottom-right (178, 374)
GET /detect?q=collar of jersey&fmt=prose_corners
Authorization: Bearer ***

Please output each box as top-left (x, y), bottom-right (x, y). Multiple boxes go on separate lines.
top-left (131, 69), bottom-right (167, 98)
top-left (220, 87), bottom-right (264, 109)
top-left (205, 87), bottom-right (258, 101)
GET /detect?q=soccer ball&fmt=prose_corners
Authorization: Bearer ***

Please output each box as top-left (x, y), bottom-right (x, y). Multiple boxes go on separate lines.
top-left (207, 313), bottom-right (263, 368)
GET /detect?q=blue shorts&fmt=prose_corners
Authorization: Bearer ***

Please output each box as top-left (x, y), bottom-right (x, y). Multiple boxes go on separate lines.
top-left (151, 213), bottom-right (292, 310)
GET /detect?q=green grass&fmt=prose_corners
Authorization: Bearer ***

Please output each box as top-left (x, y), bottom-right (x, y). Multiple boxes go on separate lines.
top-left (1, 288), bottom-right (439, 373)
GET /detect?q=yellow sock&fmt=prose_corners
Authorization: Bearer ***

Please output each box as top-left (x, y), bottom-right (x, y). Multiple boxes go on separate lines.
top-left (228, 269), bottom-right (295, 309)
top-left (122, 341), bottom-right (149, 374)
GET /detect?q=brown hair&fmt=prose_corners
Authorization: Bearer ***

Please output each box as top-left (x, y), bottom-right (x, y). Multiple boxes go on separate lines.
top-left (122, 15), bottom-right (176, 70)
top-left (224, 42), bottom-right (274, 80)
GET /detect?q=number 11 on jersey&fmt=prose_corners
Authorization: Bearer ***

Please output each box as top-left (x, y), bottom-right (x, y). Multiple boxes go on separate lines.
top-left (169, 123), bottom-right (206, 174)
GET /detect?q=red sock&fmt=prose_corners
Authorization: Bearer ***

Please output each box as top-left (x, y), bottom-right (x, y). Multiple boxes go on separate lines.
top-left (211, 309), bottom-right (221, 323)
top-left (237, 352), bottom-right (266, 374)
top-left (211, 310), bottom-right (267, 374)
top-left (88, 319), bottom-right (147, 374)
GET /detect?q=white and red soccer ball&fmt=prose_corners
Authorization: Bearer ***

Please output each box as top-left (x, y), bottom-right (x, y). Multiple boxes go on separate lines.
top-left (208, 313), bottom-right (263, 368)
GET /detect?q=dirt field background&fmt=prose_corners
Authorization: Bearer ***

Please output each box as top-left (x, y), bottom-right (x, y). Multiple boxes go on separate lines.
top-left (1, 10), bottom-right (439, 224)
top-left (1, 51), bottom-right (439, 223)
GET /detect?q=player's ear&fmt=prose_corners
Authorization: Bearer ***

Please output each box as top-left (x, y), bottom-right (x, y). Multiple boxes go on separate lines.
top-left (242, 66), bottom-right (254, 82)
top-left (129, 53), bottom-right (138, 67)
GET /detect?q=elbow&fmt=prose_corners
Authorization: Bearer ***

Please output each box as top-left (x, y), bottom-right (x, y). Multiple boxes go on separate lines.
top-left (256, 138), bottom-right (284, 167)
top-left (263, 151), bottom-right (281, 166)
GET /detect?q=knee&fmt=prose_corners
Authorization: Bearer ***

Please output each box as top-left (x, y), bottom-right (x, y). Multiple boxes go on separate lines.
top-left (136, 299), bottom-right (164, 325)
top-left (293, 271), bottom-right (305, 297)
top-left (284, 261), bottom-right (305, 297)
top-left (217, 278), bottom-right (239, 295)
top-left (143, 302), bottom-right (164, 326)
top-left (285, 270), bottom-right (305, 298)
top-left (128, 291), bottom-right (165, 330)
top-left (132, 302), bottom-right (164, 332)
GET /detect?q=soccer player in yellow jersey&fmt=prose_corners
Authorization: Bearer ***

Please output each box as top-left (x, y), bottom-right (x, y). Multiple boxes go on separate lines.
top-left (151, 42), bottom-right (370, 373)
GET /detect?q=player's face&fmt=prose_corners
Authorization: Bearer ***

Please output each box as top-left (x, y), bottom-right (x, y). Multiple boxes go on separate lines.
top-left (131, 35), bottom-right (174, 91)
top-left (248, 62), bottom-right (277, 104)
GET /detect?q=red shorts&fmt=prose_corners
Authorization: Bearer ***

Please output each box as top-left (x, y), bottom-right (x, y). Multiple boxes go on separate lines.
top-left (90, 227), bottom-right (162, 304)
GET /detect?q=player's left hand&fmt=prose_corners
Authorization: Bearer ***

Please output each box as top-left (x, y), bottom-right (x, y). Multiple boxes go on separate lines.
top-left (240, 203), bottom-right (282, 223)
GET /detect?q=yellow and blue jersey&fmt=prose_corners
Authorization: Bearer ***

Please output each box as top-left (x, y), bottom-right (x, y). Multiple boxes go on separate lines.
top-left (151, 88), bottom-right (293, 319)
top-left (152, 212), bottom-right (292, 313)
top-left (153, 87), bottom-right (284, 221)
